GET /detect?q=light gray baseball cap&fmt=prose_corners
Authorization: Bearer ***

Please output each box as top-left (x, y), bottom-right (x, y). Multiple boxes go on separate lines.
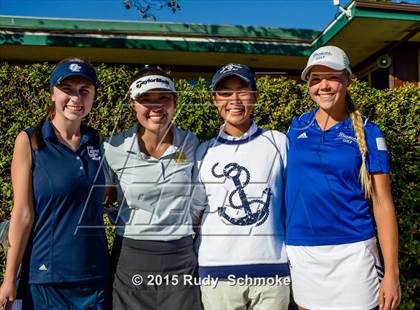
top-left (301, 46), bottom-right (352, 81)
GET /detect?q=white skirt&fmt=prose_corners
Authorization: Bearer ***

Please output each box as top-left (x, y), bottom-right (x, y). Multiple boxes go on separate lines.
top-left (286, 237), bottom-right (383, 310)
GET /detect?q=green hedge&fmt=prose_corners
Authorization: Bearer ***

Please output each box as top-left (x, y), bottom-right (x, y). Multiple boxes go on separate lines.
top-left (0, 62), bottom-right (418, 308)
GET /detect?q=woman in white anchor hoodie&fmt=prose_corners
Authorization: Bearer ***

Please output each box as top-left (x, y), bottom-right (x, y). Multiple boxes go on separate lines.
top-left (191, 64), bottom-right (290, 310)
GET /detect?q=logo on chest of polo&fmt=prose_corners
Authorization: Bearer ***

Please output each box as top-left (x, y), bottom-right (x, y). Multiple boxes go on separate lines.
top-left (336, 132), bottom-right (357, 144)
top-left (211, 162), bottom-right (271, 226)
top-left (297, 132), bottom-right (308, 139)
top-left (172, 151), bottom-right (187, 164)
top-left (87, 146), bottom-right (101, 160)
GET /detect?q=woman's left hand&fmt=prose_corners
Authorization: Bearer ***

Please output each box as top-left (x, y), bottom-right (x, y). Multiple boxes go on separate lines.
top-left (378, 272), bottom-right (401, 310)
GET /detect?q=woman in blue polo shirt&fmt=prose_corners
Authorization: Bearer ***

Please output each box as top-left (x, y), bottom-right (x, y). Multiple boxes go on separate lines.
top-left (0, 58), bottom-right (110, 309)
top-left (285, 46), bottom-right (401, 310)
top-left (103, 66), bottom-right (201, 309)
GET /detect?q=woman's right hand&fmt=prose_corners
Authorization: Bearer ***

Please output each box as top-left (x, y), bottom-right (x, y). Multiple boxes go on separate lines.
top-left (0, 279), bottom-right (17, 310)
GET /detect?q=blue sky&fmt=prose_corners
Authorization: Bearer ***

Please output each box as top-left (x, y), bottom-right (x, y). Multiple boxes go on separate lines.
top-left (1, 0), bottom-right (418, 30)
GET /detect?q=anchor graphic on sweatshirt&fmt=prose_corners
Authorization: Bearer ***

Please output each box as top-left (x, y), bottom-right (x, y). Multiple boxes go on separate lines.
top-left (211, 162), bottom-right (271, 226)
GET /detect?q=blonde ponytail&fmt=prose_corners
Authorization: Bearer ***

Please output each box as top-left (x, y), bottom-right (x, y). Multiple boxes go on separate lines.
top-left (345, 94), bottom-right (373, 199)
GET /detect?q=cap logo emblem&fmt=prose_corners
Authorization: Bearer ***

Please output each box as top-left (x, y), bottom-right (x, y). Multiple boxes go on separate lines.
top-left (69, 63), bottom-right (82, 72)
top-left (313, 51), bottom-right (333, 60)
top-left (220, 64), bottom-right (243, 74)
top-left (129, 75), bottom-right (176, 100)
top-left (135, 77), bottom-right (170, 89)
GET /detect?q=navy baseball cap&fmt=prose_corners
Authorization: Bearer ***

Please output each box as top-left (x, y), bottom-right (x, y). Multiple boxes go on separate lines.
top-left (211, 64), bottom-right (256, 91)
top-left (50, 61), bottom-right (98, 89)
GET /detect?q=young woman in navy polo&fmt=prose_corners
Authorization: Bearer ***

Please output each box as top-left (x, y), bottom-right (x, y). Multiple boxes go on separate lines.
top-left (285, 46), bottom-right (401, 310)
top-left (0, 58), bottom-right (110, 309)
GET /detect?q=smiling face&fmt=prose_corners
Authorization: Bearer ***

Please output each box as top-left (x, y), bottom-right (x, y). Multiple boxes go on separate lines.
top-left (212, 76), bottom-right (257, 136)
top-left (308, 65), bottom-right (349, 113)
top-left (130, 90), bottom-right (176, 135)
top-left (51, 76), bottom-right (95, 122)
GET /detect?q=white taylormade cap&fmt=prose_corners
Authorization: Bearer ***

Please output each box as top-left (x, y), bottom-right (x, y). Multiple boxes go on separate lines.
top-left (129, 75), bottom-right (176, 100)
top-left (301, 46), bottom-right (352, 81)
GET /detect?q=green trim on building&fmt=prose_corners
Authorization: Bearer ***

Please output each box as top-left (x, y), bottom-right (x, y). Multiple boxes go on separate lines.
top-left (353, 7), bottom-right (420, 22)
top-left (310, 10), bottom-right (351, 49)
top-left (0, 31), bottom-right (311, 56)
top-left (310, 3), bottom-right (420, 49)
top-left (0, 16), bottom-right (319, 41)
top-left (0, 1), bottom-right (418, 58)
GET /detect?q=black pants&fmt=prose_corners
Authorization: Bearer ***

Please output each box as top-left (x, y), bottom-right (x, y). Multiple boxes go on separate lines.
top-left (111, 235), bottom-right (202, 310)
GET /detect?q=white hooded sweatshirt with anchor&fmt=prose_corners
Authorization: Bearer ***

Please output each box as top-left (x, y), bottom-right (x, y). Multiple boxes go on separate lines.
top-left (190, 122), bottom-right (290, 279)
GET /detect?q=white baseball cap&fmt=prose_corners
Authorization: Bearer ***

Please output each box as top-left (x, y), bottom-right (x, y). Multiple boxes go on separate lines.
top-left (129, 75), bottom-right (176, 100)
top-left (301, 46), bottom-right (352, 81)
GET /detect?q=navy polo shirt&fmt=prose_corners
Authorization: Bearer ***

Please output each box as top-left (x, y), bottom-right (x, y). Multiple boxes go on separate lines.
top-left (21, 120), bottom-right (109, 284)
top-left (285, 108), bottom-right (390, 246)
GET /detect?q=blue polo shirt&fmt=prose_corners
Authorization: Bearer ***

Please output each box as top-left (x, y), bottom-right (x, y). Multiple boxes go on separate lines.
top-left (21, 120), bottom-right (110, 284)
top-left (285, 108), bottom-right (390, 246)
